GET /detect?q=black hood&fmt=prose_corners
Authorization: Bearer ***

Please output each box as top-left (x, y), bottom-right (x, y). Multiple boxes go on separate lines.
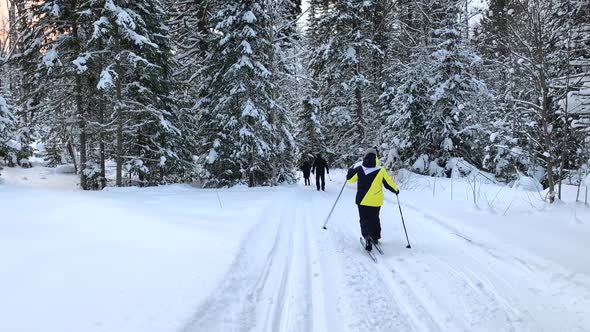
top-left (362, 153), bottom-right (377, 168)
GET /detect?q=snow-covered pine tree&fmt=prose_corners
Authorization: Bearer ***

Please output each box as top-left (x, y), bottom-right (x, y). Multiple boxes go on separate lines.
top-left (90, 0), bottom-right (180, 186)
top-left (381, 0), bottom-right (489, 174)
top-left (167, 0), bottom-right (218, 184)
top-left (168, 2), bottom-right (213, 128)
top-left (278, 0), bottom-right (302, 41)
top-left (378, 0), bottom-right (429, 169)
top-left (565, 0), bottom-right (590, 180)
top-left (0, 55), bottom-right (18, 168)
top-left (197, 0), bottom-right (293, 187)
top-left (427, 6), bottom-right (490, 171)
top-left (550, 0), bottom-right (590, 197)
top-left (476, 0), bottom-right (527, 181)
top-left (267, 0), bottom-right (301, 184)
top-left (0, 90), bottom-right (16, 170)
top-left (297, 96), bottom-right (325, 160)
top-left (494, 0), bottom-right (572, 202)
top-left (307, 0), bottom-right (383, 165)
top-left (297, 0), bottom-right (327, 160)
top-left (15, 0), bottom-right (95, 187)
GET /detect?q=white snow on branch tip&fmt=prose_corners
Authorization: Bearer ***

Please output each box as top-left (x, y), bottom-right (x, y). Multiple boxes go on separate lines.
top-left (98, 69), bottom-right (115, 90)
top-left (243, 11), bottom-right (257, 23)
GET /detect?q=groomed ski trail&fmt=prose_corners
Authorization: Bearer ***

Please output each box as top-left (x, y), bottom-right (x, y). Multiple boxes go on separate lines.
top-left (183, 181), bottom-right (590, 332)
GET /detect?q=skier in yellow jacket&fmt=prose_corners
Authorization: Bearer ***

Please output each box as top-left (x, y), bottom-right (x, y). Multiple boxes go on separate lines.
top-left (346, 148), bottom-right (399, 251)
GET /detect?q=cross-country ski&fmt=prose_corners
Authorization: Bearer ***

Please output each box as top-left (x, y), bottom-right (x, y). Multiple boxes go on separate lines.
top-left (360, 237), bottom-right (378, 262)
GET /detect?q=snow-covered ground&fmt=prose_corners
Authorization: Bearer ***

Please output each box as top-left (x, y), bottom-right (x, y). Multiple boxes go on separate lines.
top-left (1, 166), bottom-right (590, 332)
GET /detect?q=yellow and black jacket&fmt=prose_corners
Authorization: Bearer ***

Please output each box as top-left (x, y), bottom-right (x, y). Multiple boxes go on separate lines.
top-left (347, 162), bottom-right (399, 207)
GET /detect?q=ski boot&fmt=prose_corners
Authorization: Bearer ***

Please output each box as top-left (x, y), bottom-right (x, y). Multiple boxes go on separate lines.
top-left (364, 236), bottom-right (373, 251)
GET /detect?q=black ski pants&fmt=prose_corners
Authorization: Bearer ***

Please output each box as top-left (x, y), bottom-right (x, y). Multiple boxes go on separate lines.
top-left (316, 172), bottom-right (325, 191)
top-left (358, 205), bottom-right (381, 240)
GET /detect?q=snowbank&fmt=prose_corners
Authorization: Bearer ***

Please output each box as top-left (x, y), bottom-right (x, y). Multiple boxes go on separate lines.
top-left (0, 184), bottom-right (283, 332)
top-left (513, 175), bottom-right (543, 192)
top-left (55, 164), bottom-right (77, 174)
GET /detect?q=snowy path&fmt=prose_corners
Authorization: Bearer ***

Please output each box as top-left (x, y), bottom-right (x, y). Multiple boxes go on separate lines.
top-left (2, 169), bottom-right (590, 332)
top-left (181, 180), bottom-right (590, 332)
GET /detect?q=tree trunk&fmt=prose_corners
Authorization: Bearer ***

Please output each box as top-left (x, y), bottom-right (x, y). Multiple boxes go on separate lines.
top-left (558, 6), bottom-right (573, 200)
top-left (196, 0), bottom-right (209, 56)
top-left (355, 85), bottom-right (364, 142)
top-left (372, 0), bottom-right (386, 79)
top-left (98, 96), bottom-right (106, 189)
top-left (114, 29), bottom-right (124, 187)
top-left (99, 134), bottom-right (106, 188)
top-left (66, 141), bottom-right (78, 174)
top-left (77, 74), bottom-right (88, 190)
top-left (115, 77), bottom-right (123, 187)
top-left (137, 128), bottom-right (144, 187)
top-left (541, 85), bottom-right (555, 203)
top-left (72, 21), bottom-right (88, 190)
top-left (353, 13), bottom-right (364, 144)
top-left (97, 38), bottom-right (107, 190)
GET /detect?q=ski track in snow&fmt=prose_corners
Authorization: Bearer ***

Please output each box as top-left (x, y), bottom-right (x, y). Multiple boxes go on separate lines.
top-left (180, 182), bottom-right (590, 332)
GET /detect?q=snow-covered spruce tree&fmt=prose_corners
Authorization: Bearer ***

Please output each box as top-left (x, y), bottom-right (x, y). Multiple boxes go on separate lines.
top-left (378, 0), bottom-right (428, 169)
top-left (550, 0), bottom-right (590, 197)
top-left (297, 0), bottom-right (327, 160)
top-left (380, 0), bottom-right (490, 174)
top-left (0, 56), bottom-right (19, 168)
top-left (562, 0), bottom-right (590, 184)
top-left (168, 0), bottom-right (215, 183)
top-left (197, 0), bottom-right (295, 187)
top-left (267, 0), bottom-right (301, 184)
top-left (0, 92), bottom-right (17, 171)
top-left (15, 0), bottom-right (95, 186)
top-left (476, 0), bottom-right (577, 194)
top-left (490, 0), bottom-right (572, 202)
top-left (90, 0), bottom-right (181, 186)
top-left (475, 0), bottom-right (533, 182)
top-left (297, 96), bottom-right (325, 160)
top-left (277, 0), bottom-right (302, 41)
top-left (307, 0), bottom-right (383, 165)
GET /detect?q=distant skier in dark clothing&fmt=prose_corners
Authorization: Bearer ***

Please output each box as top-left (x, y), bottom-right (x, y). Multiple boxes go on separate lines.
top-left (300, 160), bottom-right (312, 186)
top-left (312, 153), bottom-right (329, 191)
top-left (346, 148), bottom-right (399, 251)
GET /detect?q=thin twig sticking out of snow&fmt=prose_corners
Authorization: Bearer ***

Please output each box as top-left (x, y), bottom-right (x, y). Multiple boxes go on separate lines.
top-left (433, 177), bottom-right (437, 198)
top-left (216, 190), bottom-right (223, 209)
top-left (503, 200), bottom-right (514, 216)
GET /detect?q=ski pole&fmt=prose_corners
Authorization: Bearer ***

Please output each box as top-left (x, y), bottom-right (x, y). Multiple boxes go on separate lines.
top-left (396, 195), bottom-right (412, 248)
top-left (328, 173), bottom-right (332, 181)
top-left (323, 180), bottom-right (347, 230)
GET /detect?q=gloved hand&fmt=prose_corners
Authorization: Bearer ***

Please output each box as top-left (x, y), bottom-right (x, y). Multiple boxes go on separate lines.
top-left (394, 189), bottom-right (400, 195)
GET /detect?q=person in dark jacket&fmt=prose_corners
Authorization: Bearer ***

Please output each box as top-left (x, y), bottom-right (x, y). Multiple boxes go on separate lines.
top-left (312, 153), bottom-right (329, 191)
top-left (346, 148), bottom-right (399, 251)
top-left (300, 159), bottom-right (312, 186)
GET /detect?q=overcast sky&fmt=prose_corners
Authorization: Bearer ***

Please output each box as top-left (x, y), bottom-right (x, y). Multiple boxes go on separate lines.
top-left (0, 0), bottom-right (8, 44)
top-left (0, 0), bottom-right (8, 26)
